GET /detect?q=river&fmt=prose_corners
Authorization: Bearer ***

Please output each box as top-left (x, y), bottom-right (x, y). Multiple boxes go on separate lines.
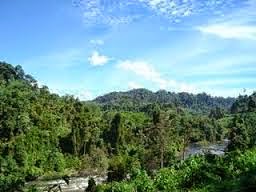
top-left (27, 176), bottom-right (107, 192)
top-left (184, 139), bottom-right (229, 159)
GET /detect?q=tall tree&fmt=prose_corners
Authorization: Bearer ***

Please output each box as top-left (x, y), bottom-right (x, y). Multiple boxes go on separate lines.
top-left (180, 117), bottom-right (192, 160)
top-left (227, 115), bottom-right (250, 151)
top-left (109, 113), bottom-right (123, 154)
top-left (248, 96), bottom-right (256, 112)
top-left (146, 106), bottom-right (177, 169)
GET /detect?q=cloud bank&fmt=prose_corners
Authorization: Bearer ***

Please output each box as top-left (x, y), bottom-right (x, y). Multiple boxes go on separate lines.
top-left (118, 59), bottom-right (195, 92)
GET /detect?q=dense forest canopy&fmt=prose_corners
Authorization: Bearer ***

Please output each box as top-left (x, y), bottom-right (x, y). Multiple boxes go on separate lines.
top-left (0, 61), bottom-right (256, 192)
top-left (231, 93), bottom-right (256, 113)
top-left (93, 89), bottom-right (235, 114)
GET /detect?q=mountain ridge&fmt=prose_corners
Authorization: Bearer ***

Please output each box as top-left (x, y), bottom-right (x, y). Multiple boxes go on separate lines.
top-left (93, 88), bottom-right (236, 113)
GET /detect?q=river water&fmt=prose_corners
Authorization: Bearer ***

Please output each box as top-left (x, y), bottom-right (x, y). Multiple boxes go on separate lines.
top-left (27, 176), bottom-right (107, 192)
top-left (184, 139), bottom-right (229, 159)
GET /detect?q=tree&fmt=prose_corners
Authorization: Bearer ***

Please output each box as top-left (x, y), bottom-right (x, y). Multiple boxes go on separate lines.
top-left (109, 113), bottom-right (123, 154)
top-left (209, 107), bottom-right (225, 119)
top-left (145, 106), bottom-right (177, 170)
top-left (227, 115), bottom-right (250, 151)
top-left (180, 117), bottom-right (192, 160)
top-left (248, 96), bottom-right (256, 112)
top-left (107, 155), bottom-right (127, 182)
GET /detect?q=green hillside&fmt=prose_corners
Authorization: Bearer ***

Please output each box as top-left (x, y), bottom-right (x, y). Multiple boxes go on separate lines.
top-left (94, 89), bottom-right (235, 114)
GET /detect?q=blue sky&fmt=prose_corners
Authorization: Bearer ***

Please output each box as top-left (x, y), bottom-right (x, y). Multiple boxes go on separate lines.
top-left (1, 0), bottom-right (256, 100)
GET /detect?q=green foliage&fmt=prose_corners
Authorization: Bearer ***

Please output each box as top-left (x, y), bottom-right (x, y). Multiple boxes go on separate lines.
top-left (80, 147), bottom-right (108, 172)
top-left (107, 153), bottom-right (140, 182)
top-left (227, 114), bottom-right (253, 152)
top-left (132, 170), bottom-right (154, 192)
top-left (231, 92), bottom-right (256, 113)
top-left (0, 63), bottom-right (108, 190)
top-left (109, 113), bottom-right (123, 154)
top-left (0, 156), bottom-right (25, 192)
top-left (1, 62), bottom-right (256, 192)
top-left (99, 148), bottom-right (256, 192)
top-left (94, 89), bottom-right (235, 114)
top-left (154, 168), bottom-right (180, 191)
top-left (25, 185), bottom-right (39, 192)
top-left (209, 107), bottom-right (225, 119)
top-left (99, 182), bottom-right (135, 192)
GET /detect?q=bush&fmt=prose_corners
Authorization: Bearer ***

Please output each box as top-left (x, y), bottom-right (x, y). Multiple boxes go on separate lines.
top-left (107, 155), bottom-right (127, 182)
top-left (154, 168), bottom-right (179, 191)
top-left (132, 170), bottom-right (154, 192)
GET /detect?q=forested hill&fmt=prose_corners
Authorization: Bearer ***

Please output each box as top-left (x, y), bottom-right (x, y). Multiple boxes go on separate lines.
top-left (94, 89), bottom-right (235, 113)
top-left (0, 62), bottom-right (37, 85)
top-left (0, 61), bottom-right (235, 114)
top-left (231, 92), bottom-right (256, 113)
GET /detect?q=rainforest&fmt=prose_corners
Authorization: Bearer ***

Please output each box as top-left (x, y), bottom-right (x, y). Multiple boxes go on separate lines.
top-left (1, 62), bottom-right (256, 192)
top-left (1, 1), bottom-right (256, 191)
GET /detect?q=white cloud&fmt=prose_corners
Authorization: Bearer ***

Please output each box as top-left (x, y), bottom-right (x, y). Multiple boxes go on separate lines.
top-left (197, 0), bottom-right (256, 40)
top-left (142, 0), bottom-right (194, 19)
top-left (51, 88), bottom-right (94, 101)
top-left (128, 81), bottom-right (143, 89)
top-left (118, 60), bottom-right (159, 80)
top-left (90, 39), bottom-right (104, 45)
top-left (143, 0), bottom-right (238, 20)
top-left (88, 51), bottom-right (110, 66)
top-left (198, 24), bottom-right (256, 40)
top-left (118, 60), bottom-right (196, 92)
top-left (118, 60), bottom-right (168, 88)
top-left (74, 0), bottom-right (142, 26)
top-left (74, 0), bottom-right (237, 26)
top-left (200, 87), bottom-right (255, 98)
